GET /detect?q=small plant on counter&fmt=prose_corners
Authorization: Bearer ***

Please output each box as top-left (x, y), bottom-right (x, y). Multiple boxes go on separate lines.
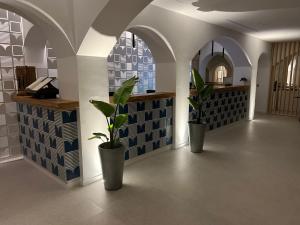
top-left (89, 76), bottom-right (138, 191)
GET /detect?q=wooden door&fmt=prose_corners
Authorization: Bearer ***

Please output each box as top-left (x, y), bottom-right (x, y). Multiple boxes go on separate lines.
top-left (269, 42), bottom-right (300, 116)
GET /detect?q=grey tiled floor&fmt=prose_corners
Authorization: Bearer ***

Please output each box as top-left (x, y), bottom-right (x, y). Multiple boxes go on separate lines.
top-left (1, 114), bottom-right (300, 225)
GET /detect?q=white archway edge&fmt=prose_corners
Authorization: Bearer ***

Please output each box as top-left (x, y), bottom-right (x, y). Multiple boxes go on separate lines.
top-left (127, 25), bottom-right (177, 62)
top-left (77, 28), bottom-right (117, 57)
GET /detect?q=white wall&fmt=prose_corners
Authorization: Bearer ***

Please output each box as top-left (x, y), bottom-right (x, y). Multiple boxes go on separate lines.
top-left (233, 67), bottom-right (252, 85)
top-left (156, 63), bottom-right (176, 92)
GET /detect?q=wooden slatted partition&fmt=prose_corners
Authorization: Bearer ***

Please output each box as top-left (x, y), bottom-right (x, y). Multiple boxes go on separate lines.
top-left (269, 41), bottom-right (300, 116)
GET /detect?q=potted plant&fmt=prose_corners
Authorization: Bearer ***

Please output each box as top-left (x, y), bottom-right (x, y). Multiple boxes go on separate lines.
top-left (89, 77), bottom-right (138, 190)
top-left (188, 69), bottom-right (213, 153)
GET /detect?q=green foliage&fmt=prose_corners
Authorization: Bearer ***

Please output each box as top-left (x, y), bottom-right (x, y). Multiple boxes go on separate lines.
top-left (89, 100), bottom-right (115, 117)
top-left (114, 114), bottom-right (128, 129)
top-left (89, 76), bottom-right (138, 149)
top-left (113, 77), bottom-right (139, 105)
top-left (188, 97), bottom-right (199, 110)
top-left (188, 69), bottom-right (214, 124)
top-left (88, 133), bottom-right (109, 142)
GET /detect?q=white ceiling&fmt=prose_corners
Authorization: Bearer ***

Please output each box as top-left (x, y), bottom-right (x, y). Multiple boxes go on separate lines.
top-left (152, 0), bottom-right (300, 42)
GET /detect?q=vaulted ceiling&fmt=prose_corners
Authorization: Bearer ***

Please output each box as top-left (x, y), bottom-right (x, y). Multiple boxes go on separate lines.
top-left (152, 0), bottom-right (300, 42)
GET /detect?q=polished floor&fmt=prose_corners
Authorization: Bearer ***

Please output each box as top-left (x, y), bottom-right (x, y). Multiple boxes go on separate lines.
top-left (1, 115), bottom-right (300, 225)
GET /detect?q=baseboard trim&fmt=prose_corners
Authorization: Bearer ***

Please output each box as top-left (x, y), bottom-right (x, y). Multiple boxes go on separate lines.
top-left (175, 142), bottom-right (188, 149)
top-left (0, 155), bottom-right (24, 164)
top-left (81, 145), bottom-right (173, 186)
top-left (24, 158), bottom-right (80, 188)
top-left (82, 174), bottom-right (103, 186)
top-left (125, 145), bottom-right (172, 167)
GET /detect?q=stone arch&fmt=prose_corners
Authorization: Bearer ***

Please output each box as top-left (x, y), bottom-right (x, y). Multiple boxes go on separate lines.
top-left (78, 0), bottom-right (153, 57)
top-left (127, 25), bottom-right (176, 92)
top-left (0, 1), bottom-right (74, 57)
top-left (193, 36), bottom-right (252, 68)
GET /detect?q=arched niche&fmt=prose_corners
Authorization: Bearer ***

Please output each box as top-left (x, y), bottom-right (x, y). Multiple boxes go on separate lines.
top-left (205, 54), bottom-right (234, 84)
top-left (23, 23), bottom-right (48, 70)
top-left (193, 37), bottom-right (252, 86)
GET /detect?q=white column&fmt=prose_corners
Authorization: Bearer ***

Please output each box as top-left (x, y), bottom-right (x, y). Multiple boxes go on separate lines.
top-left (57, 56), bottom-right (79, 100)
top-left (76, 56), bottom-right (109, 185)
top-left (58, 55), bottom-right (109, 185)
top-left (155, 62), bottom-right (176, 92)
top-left (174, 58), bottom-right (190, 148)
top-left (248, 65), bottom-right (258, 120)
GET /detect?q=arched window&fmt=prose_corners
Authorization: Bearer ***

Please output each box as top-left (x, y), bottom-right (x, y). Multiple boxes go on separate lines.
top-left (107, 31), bottom-right (156, 93)
top-left (287, 57), bottom-right (297, 86)
top-left (214, 65), bottom-right (228, 83)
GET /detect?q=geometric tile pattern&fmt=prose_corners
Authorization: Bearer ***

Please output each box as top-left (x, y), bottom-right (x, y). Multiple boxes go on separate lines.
top-left (189, 90), bottom-right (249, 131)
top-left (117, 97), bottom-right (174, 161)
top-left (0, 9), bottom-right (24, 160)
top-left (17, 103), bottom-right (80, 182)
top-left (0, 9), bottom-right (57, 162)
top-left (107, 31), bottom-right (156, 94)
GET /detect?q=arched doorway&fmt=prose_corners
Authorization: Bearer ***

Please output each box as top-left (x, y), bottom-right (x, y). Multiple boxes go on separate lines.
top-left (189, 37), bottom-right (252, 131)
top-left (255, 53), bottom-right (271, 115)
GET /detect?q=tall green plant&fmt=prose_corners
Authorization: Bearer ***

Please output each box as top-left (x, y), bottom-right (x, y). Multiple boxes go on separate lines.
top-left (188, 69), bottom-right (213, 124)
top-left (89, 76), bottom-right (139, 149)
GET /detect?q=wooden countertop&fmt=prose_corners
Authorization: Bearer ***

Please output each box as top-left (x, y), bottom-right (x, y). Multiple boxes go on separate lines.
top-left (109, 92), bottom-right (176, 103)
top-left (190, 85), bottom-right (250, 96)
top-left (12, 95), bottom-right (79, 110)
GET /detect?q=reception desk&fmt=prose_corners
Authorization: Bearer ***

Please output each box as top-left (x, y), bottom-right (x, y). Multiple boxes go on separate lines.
top-left (12, 96), bottom-right (80, 183)
top-left (189, 85), bottom-right (250, 130)
top-left (13, 92), bottom-right (175, 182)
top-left (110, 92), bottom-right (175, 161)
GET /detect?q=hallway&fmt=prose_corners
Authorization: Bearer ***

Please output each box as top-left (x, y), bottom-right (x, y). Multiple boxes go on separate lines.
top-left (1, 115), bottom-right (300, 225)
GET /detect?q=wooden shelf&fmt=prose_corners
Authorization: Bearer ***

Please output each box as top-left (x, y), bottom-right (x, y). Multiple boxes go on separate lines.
top-left (190, 85), bottom-right (250, 96)
top-left (109, 92), bottom-right (176, 103)
top-left (12, 95), bottom-right (79, 110)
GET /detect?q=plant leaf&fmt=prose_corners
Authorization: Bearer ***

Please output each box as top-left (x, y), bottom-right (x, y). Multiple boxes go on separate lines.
top-left (200, 85), bottom-right (214, 101)
top-left (108, 124), bottom-right (114, 132)
top-left (188, 97), bottom-right (200, 110)
top-left (113, 77), bottom-right (138, 105)
top-left (192, 69), bottom-right (204, 93)
top-left (89, 100), bottom-right (115, 117)
top-left (88, 132), bottom-right (109, 141)
top-left (114, 114), bottom-right (128, 129)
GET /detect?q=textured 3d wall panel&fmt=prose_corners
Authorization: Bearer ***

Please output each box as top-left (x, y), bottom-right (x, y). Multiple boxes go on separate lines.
top-left (0, 10), bottom-right (23, 160)
top-left (189, 90), bottom-right (249, 130)
top-left (0, 9), bottom-right (57, 161)
top-left (17, 103), bottom-right (80, 182)
top-left (107, 31), bottom-right (156, 94)
top-left (117, 97), bottom-right (174, 160)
